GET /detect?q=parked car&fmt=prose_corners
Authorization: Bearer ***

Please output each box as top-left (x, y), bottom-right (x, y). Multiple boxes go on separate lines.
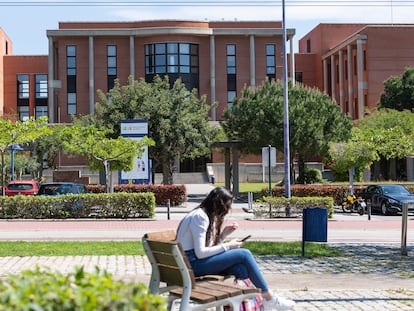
top-left (37, 182), bottom-right (89, 196)
top-left (359, 184), bottom-right (414, 215)
top-left (5, 180), bottom-right (39, 196)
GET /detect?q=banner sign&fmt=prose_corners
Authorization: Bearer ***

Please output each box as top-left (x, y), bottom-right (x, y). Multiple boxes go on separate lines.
top-left (119, 119), bottom-right (151, 184)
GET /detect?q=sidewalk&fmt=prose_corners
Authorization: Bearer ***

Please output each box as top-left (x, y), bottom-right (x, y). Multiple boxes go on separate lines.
top-left (0, 184), bottom-right (413, 310)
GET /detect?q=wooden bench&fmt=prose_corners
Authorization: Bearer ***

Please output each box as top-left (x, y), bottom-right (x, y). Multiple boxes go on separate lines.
top-left (142, 230), bottom-right (261, 311)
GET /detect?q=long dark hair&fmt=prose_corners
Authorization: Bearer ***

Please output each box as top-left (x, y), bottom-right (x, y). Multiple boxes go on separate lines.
top-left (200, 187), bottom-right (233, 246)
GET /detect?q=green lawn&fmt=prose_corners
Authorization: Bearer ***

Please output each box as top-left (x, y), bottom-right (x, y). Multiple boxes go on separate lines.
top-left (0, 241), bottom-right (341, 258)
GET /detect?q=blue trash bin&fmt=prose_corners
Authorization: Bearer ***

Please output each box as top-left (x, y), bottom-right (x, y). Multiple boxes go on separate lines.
top-left (302, 207), bottom-right (328, 256)
top-left (211, 175), bottom-right (216, 184)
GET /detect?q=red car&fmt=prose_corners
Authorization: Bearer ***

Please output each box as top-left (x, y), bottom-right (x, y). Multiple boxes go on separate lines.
top-left (5, 180), bottom-right (39, 196)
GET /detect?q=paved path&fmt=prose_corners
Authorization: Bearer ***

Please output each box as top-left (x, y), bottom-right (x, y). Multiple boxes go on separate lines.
top-left (1, 184), bottom-right (414, 310)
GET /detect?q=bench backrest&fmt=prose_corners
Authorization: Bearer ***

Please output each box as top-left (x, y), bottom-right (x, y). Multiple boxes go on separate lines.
top-left (143, 231), bottom-right (196, 292)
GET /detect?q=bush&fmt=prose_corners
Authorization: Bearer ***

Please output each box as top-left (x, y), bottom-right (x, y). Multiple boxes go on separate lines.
top-left (0, 266), bottom-right (167, 311)
top-left (87, 184), bottom-right (187, 206)
top-left (0, 192), bottom-right (156, 219)
top-left (261, 184), bottom-right (366, 206)
top-left (296, 168), bottom-right (323, 184)
top-left (253, 196), bottom-right (334, 218)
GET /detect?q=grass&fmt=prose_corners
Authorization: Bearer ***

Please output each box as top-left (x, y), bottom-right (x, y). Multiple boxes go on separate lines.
top-left (0, 241), bottom-right (341, 258)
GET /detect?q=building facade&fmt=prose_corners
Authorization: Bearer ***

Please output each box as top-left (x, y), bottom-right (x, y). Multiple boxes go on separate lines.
top-left (298, 23), bottom-right (414, 119)
top-left (45, 20), bottom-right (295, 124)
top-left (2, 21), bottom-right (414, 180)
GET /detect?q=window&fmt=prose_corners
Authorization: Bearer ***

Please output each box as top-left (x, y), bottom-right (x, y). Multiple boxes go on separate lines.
top-left (266, 44), bottom-right (276, 81)
top-left (35, 106), bottom-right (48, 119)
top-left (107, 45), bottom-right (117, 90)
top-left (67, 93), bottom-right (76, 115)
top-left (66, 45), bottom-right (76, 115)
top-left (17, 74), bottom-right (29, 99)
top-left (226, 44), bottom-right (236, 74)
top-left (35, 74), bottom-right (48, 99)
top-left (226, 44), bottom-right (237, 108)
top-left (67, 45), bottom-right (76, 76)
top-left (18, 106), bottom-right (29, 121)
top-left (145, 42), bottom-right (199, 75)
top-left (145, 42), bottom-right (199, 92)
top-left (227, 91), bottom-right (236, 109)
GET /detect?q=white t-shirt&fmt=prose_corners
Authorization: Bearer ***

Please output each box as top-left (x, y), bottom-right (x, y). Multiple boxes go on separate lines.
top-left (176, 208), bottom-right (227, 259)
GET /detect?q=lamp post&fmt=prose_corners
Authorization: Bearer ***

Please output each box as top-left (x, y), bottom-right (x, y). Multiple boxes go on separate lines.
top-left (10, 144), bottom-right (23, 181)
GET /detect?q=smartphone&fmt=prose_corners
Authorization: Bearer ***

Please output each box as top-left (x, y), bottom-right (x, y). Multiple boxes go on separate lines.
top-left (241, 235), bottom-right (252, 242)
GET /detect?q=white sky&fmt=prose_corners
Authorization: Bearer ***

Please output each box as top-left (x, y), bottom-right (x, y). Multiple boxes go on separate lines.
top-left (0, 0), bottom-right (413, 55)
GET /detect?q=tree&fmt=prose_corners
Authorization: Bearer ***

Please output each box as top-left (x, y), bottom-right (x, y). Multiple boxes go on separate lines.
top-left (0, 117), bottom-right (49, 195)
top-left (221, 80), bottom-right (352, 182)
top-left (62, 123), bottom-right (154, 193)
top-left (328, 128), bottom-right (378, 182)
top-left (95, 75), bottom-right (218, 184)
top-left (354, 109), bottom-right (414, 180)
top-left (378, 67), bottom-right (414, 111)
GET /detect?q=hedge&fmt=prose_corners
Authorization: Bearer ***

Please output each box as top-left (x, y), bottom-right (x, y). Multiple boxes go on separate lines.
top-left (0, 266), bottom-right (167, 311)
top-left (87, 184), bottom-right (187, 206)
top-left (253, 196), bottom-right (334, 218)
top-left (0, 192), bottom-right (155, 219)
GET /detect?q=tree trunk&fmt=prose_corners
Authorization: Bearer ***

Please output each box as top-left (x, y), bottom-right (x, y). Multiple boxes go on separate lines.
top-left (162, 156), bottom-right (174, 185)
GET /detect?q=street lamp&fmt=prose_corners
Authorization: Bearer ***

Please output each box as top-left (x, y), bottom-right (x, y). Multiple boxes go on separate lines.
top-left (9, 144), bottom-right (24, 181)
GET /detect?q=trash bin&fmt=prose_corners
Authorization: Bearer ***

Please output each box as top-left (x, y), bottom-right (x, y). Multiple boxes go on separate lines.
top-left (302, 207), bottom-right (328, 242)
top-left (211, 175), bottom-right (216, 184)
top-left (302, 207), bottom-right (328, 256)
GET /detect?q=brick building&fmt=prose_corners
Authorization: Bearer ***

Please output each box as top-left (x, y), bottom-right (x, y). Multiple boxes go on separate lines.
top-left (2, 21), bottom-right (414, 181)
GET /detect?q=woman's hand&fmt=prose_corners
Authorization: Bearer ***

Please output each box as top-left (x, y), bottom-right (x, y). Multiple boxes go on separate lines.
top-left (227, 238), bottom-right (243, 249)
top-left (221, 222), bottom-right (239, 240)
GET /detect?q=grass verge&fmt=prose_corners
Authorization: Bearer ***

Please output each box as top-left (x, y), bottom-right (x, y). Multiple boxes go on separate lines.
top-left (0, 241), bottom-right (341, 258)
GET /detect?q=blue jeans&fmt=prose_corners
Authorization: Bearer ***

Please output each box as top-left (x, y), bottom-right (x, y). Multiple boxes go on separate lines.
top-left (185, 248), bottom-right (269, 293)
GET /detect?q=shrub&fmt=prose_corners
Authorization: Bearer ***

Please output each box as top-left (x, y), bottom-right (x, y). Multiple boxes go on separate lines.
top-left (296, 168), bottom-right (323, 184)
top-left (0, 192), bottom-right (156, 219)
top-left (0, 266), bottom-right (167, 311)
top-left (87, 184), bottom-right (187, 206)
top-left (253, 196), bottom-right (334, 218)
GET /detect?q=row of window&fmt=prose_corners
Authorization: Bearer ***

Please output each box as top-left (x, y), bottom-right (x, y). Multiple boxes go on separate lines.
top-left (17, 74), bottom-right (48, 120)
top-left (226, 43), bottom-right (276, 107)
top-left (16, 42), bottom-right (277, 120)
top-left (17, 74), bottom-right (48, 99)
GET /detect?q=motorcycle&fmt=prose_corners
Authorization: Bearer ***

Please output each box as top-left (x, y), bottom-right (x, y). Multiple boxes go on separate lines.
top-left (342, 194), bottom-right (366, 215)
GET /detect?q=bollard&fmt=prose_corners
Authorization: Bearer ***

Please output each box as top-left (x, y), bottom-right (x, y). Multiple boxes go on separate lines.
top-left (167, 199), bottom-right (171, 220)
top-left (401, 202), bottom-right (408, 256)
top-left (248, 192), bottom-right (253, 210)
top-left (367, 199), bottom-right (371, 221)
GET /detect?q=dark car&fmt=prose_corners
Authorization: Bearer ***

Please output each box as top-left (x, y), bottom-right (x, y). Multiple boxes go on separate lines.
top-left (359, 184), bottom-right (414, 215)
top-left (38, 182), bottom-right (89, 196)
top-left (5, 180), bottom-right (39, 196)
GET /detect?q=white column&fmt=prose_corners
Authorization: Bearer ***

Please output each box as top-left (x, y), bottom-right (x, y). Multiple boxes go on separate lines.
top-left (347, 45), bottom-right (353, 118)
top-left (129, 36), bottom-right (135, 79)
top-left (338, 50), bottom-right (344, 112)
top-left (356, 38), bottom-right (365, 119)
top-left (210, 35), bottom-right (216, 121)
top-left (290, 36), bottom-right (295, 85)
top-left (88, 36), bottom-right (94, 114)
top-left (48, 37), bottom-right (55, 122)
top-left (330, 55), bottom-right (336, 101)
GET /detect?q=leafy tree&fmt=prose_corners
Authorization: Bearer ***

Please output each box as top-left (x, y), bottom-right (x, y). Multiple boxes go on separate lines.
top-left (221, 80), bottom-right (352, 182)
top-left (0, 117), bottom-right (49, 195)
top-left (328, 128), bottom-right (378, 182)
top-left (62, 123), bottom-right (154, 193)
top-left (95, 75), bottom-right (218, 184)
top-left (378, 67), bottom-right (414, 111)
top-left (32, 123), bottom-right (72, 178)
top-left (354, 109), bottom-right (414, 180)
